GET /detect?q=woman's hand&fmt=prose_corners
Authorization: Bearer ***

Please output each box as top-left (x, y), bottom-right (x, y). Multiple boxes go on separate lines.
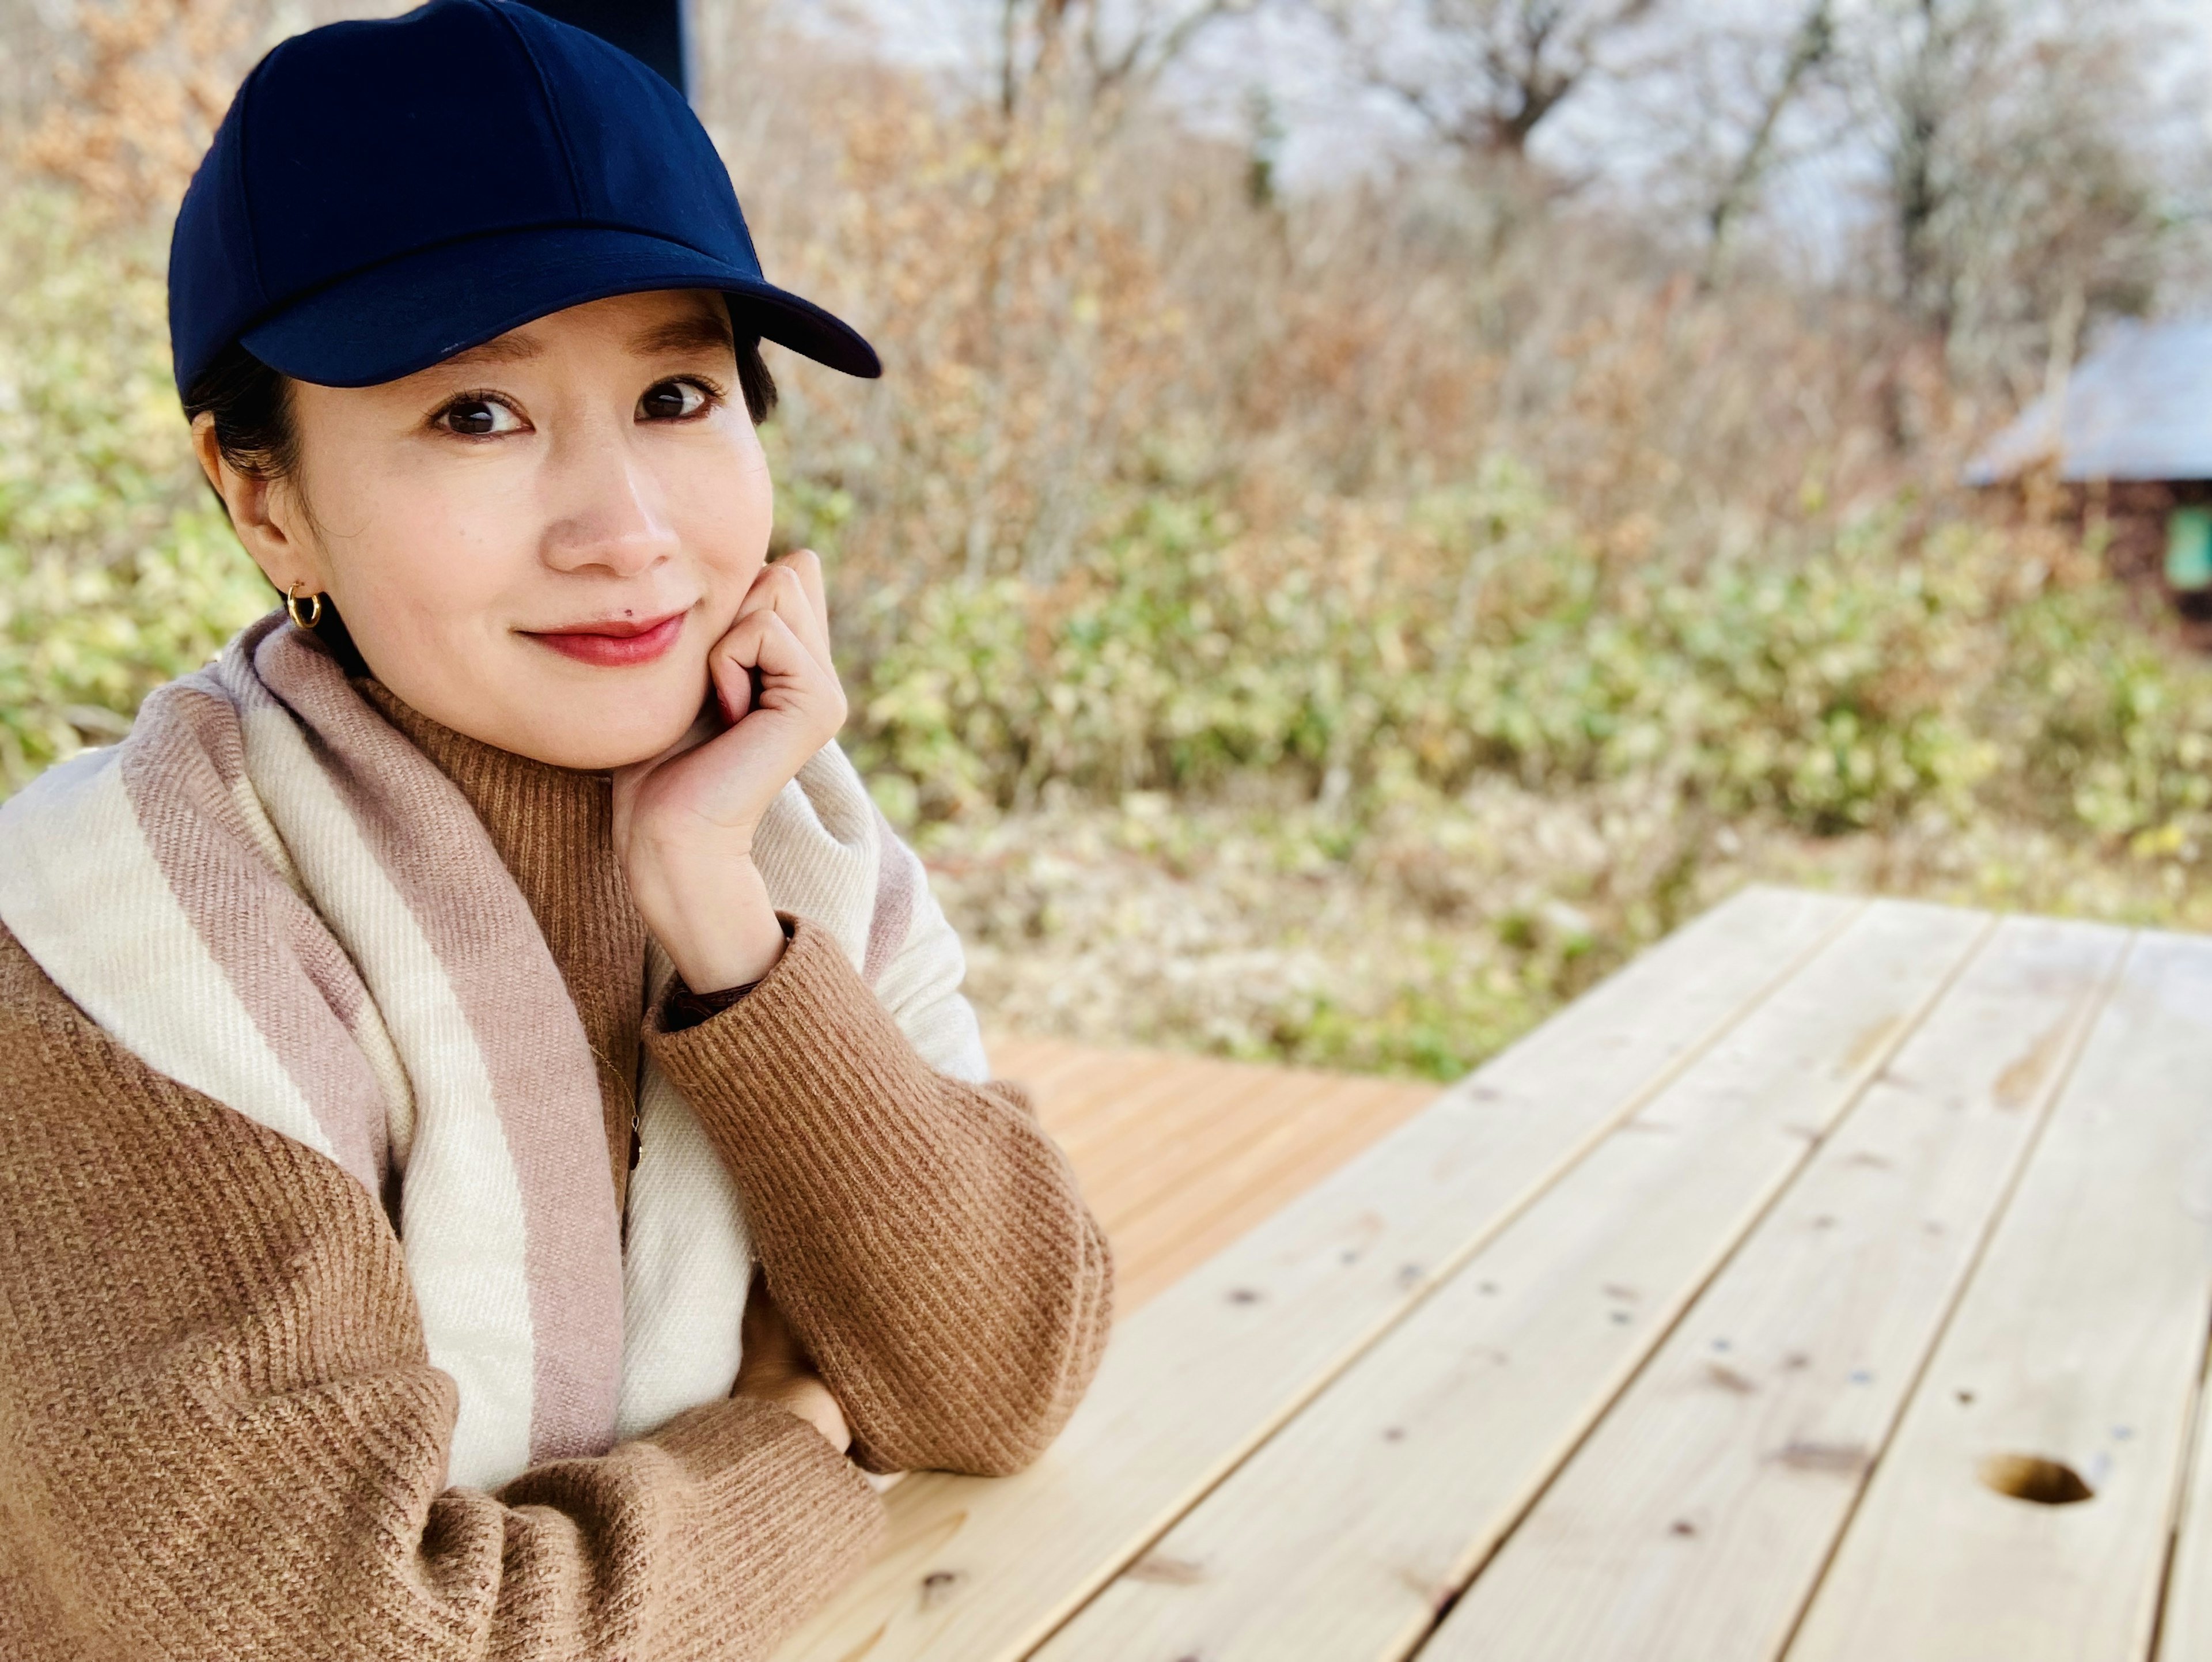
top-left (613, 550), bottom-right (847, 993)
top-left (733, 1267), bottom-right (852, 1454)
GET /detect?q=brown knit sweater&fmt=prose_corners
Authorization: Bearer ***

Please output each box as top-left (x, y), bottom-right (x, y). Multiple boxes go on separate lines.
top-left (0, 699), bottom-right (1113, 1661)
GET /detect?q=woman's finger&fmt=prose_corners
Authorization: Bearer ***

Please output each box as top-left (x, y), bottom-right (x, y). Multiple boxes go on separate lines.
top-left (779, 548), bottom-right (832, 648)
top-left (734, 558), bottom-right (834, 675)
top-left (706, 607), bottom-right (844, 731)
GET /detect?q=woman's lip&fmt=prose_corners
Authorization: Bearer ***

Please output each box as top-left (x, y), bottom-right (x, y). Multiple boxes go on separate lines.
top-left (521, 610), bottom-right (687, 667)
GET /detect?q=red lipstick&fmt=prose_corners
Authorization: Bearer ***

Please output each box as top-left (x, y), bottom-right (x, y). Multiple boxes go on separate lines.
top-left (522, 610), bottom-right (687, 667)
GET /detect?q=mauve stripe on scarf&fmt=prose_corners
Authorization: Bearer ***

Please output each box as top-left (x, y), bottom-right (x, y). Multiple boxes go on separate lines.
top-left (862, 807), bottom-right (916, 987)
top-left (257, 629), bottom-right (624, 1463)
top-left (159, 683), bottom-right (378, 1036)
top-left (120, 690), bottom-right (389, 1190)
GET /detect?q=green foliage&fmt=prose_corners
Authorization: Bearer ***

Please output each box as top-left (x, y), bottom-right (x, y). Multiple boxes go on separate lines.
top-left (843, 488), bottom-right (2188, 854)
top-left (0, 187), bottom-right (267, 789)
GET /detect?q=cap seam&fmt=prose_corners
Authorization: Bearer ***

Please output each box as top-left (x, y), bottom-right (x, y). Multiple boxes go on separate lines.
top-left (232, 55), bottom-right (274, 313)
top-left (486, 0), bottom-right (588, 217)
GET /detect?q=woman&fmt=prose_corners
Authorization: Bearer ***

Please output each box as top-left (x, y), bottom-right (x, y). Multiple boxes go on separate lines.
top-left (0, 3), bottom-right (1112, 1657)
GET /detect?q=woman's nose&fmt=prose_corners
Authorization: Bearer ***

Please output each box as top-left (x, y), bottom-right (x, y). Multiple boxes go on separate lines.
top-left (537, 434), bottom-right (681, 577)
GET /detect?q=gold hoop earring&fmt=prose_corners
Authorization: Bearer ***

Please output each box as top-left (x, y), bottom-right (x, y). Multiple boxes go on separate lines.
top-left (285, 582), bottom-right (324, 630)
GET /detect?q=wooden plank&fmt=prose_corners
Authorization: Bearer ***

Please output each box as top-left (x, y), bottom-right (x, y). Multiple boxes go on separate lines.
top-left (1787, 927), bottom-right (2212, 1662)
top-left (1107, 1074), bottom-right (1437, 1249)
top-left (2157, 1337), bottom-right (2212, 1658)
top-left (987, 1038), bottom-right (1435, 1312)
top-left (1417, 915), bottom-right (2128, 1662)
top-left (770, 886), bottom-right (1860, 1662)
top-left (1107, 1080), bottom-right (1440, 1310)
top-left (1081, 1072), bottom-right (1411, 1225)
top-left (1025, 1054), bottom-right (1220, 1146)
top-left (1030, 899), bottom-right (1988, 1662)
top-left (1073, 1072), bottom-right (1343, 1214)
top-left (984, 1036), bottom-right (1117, 1104)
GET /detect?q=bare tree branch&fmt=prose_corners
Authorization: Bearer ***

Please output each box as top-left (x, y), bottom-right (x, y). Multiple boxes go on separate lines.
top-left (1316, 0), bottom-right (1658, 161)
top-left (1700, 0), bottom-right (1832, 285)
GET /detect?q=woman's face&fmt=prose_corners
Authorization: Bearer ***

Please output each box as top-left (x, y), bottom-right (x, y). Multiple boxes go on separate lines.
top-left (204, 288), bottom-right (774, 770)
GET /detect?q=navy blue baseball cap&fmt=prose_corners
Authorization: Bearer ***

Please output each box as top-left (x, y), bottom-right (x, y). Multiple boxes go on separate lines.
top-left (167, 0), bottom-right (880, 397)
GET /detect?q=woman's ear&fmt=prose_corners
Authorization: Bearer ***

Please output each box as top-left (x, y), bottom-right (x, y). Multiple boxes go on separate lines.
top-left (191, 411), bottom-right (321, 595)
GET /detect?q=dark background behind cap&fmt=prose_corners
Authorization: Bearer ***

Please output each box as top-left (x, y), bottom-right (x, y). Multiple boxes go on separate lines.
top-left (517, 0), bottom-right (687, 96)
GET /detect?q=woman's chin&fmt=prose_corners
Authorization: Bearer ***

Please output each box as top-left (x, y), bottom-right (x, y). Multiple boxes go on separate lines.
top-left (479, 683), bottom-right (710, 772)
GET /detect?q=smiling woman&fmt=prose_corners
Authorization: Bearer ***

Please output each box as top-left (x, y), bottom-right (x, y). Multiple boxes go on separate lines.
top-left (0, 3), bottom-right (1112, 1659)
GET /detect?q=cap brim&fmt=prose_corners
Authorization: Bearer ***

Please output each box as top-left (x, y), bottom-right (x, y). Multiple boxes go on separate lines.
top-left (240, 224), bottom-right (881, 387)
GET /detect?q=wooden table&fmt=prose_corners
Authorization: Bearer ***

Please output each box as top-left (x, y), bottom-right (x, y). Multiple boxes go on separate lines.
top-left (774, 888), bottom-right (2212, 1662)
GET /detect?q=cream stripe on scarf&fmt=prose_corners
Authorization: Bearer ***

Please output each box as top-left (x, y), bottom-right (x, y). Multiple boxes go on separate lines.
top-left (238, 656), bottom-right (623, 1469)
top-left (0, 609), bottom-right (989, 1492)
top-left (0, 748), bottom-right (340, 1166)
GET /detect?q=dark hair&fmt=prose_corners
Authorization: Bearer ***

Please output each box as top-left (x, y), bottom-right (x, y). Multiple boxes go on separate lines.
top-left (182, 305), bottom-right (781, 484)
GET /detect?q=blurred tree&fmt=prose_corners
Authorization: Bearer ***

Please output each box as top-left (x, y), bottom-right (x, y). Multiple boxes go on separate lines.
top-left (1317, 0), bottom-right (1660, 160)
top-left (995, 0), bottom-right (1255, 119)
top-left (1845, 0), bottom-right (2172, 393)
top-left (1699, 0), bottom-right (1832, 286)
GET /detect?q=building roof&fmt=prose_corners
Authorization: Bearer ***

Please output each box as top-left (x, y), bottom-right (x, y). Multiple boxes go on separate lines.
top-left (1965, 319), bottom-right (2212, 486)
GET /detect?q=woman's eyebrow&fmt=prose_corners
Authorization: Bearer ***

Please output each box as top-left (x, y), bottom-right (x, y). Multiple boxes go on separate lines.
top-left (629, 315), bottom-right (737, 357)
top-left (438, 333), bottom-right (542, 369)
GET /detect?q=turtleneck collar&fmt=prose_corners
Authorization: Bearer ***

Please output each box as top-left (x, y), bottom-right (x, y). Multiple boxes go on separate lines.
top-left (354, 679), bottom-right (649, 1204)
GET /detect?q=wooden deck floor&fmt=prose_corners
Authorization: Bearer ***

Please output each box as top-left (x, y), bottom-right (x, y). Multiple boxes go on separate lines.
top-left (987, 1036), bottom-right (1441, 1313)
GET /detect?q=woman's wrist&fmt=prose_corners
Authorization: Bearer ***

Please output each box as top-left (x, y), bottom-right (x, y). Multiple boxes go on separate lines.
top-left (632, 847), bottom-right (788, 994)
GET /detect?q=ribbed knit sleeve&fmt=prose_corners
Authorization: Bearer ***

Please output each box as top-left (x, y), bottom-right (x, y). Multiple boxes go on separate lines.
top-left (643, 915), bottom-right (1115, 1478)
top-left (0, 928), bottom-right (885, 1662)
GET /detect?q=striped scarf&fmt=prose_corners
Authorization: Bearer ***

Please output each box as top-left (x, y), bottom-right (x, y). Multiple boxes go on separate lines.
top-left (0, 611), bottom-right (986, 1490)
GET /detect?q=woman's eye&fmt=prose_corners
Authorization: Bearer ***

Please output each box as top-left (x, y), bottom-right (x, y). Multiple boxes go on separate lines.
top-left (437, 397), bottom-right (524, 437)
top-left (639, 380), bottom-right (711, 421)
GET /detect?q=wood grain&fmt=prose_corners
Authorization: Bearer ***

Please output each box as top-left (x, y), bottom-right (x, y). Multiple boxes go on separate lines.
top-left (1787, 927), bottom-right (2212, 1662)
top-left (769, 887), bottom-right (1860, 1662)
top-left (1421, 915), bottom-right (2127, 1662)
top-left (987, 1038), bottom-right (1440, 1311)
top-left (1028, 899), bottom-right (1987, 1662)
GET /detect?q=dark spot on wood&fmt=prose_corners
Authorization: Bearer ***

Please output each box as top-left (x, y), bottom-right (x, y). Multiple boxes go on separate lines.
top-left (920, 1569), bottom-right (962, 1608)
top-left (1956, 1388), bottom-right (1976, 1405)
top-left (1979, 1453), bottom-right (2094, 1505)
top-left (1773, 1441), bottom-right (1872, 1475)
top-left (1226, 1287), bottom-right (1263, 1305)
top-left (1383, 1425), bottom-right (1407, 1442)
top-left (1669, 1517), bottom-right (1697, 1536)
top-left (1782, 1350), bottom-right (1810, 1370)
top-left (1812, 1214), bottom-right (1838, 1229)
top-left (1126, 1553), bottom-right (1208, 1585)
top-left (1707, 1362), bottom-right (1758, 1394)
top-left (1396, 1263), bottom-right (1424, 1288)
